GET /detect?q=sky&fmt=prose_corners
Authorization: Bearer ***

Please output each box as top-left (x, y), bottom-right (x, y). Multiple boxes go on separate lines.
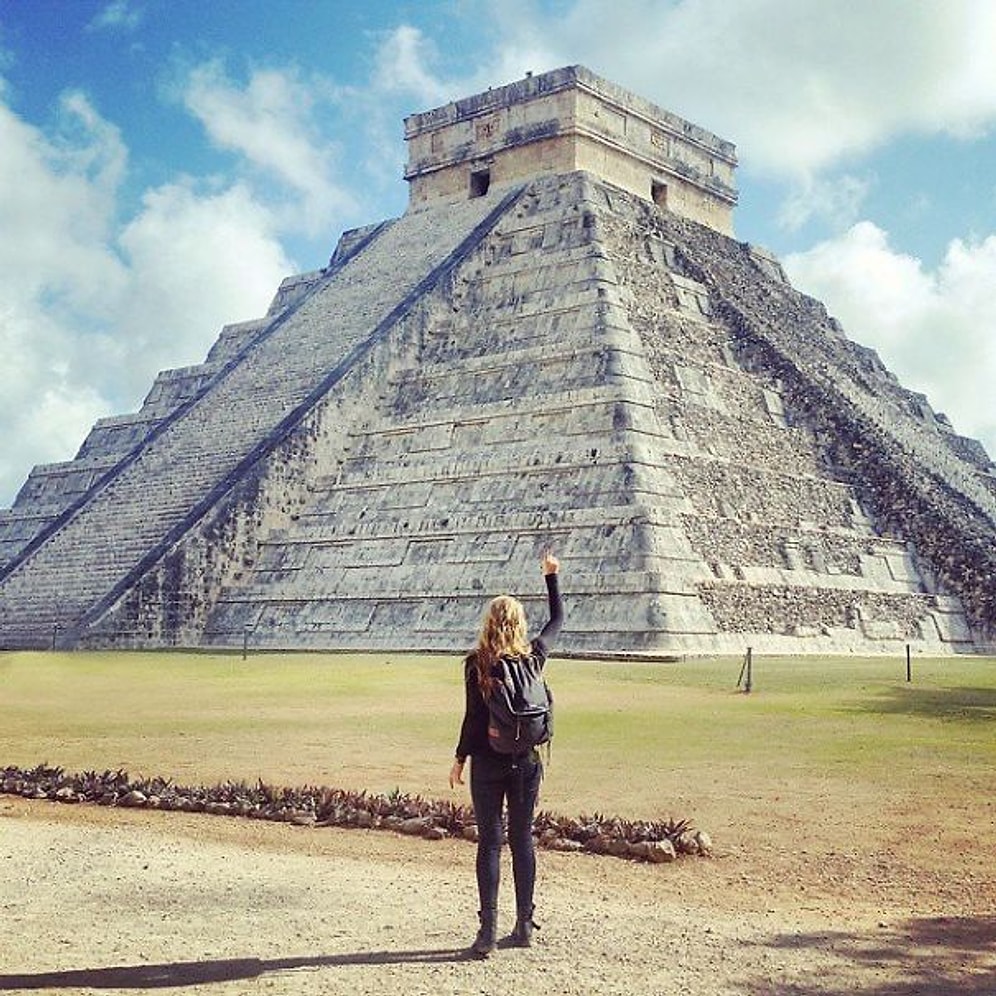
top-left (1, 0), bottom-right (995, 507)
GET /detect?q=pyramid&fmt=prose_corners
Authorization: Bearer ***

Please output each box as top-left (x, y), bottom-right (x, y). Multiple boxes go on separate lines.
top-left (2, 65), bottom-right (995, 655)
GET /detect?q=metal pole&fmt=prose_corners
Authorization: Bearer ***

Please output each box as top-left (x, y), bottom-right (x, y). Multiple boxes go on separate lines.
top-left (906, 644), bottom-right (911, 683)
top-left (242, 625), bottom-right (249, 661)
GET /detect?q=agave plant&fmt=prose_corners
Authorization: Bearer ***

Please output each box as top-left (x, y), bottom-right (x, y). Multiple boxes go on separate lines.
top-left (0, 763), bottom-right (707, 863)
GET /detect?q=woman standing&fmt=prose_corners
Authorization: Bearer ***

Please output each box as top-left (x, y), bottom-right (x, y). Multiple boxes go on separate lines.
top-left (449, 552), bottom-right (564, 958)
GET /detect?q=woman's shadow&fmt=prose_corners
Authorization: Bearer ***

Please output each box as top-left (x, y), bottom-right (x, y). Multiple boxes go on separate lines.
top-left (0, 949), bottom-right (471, 990)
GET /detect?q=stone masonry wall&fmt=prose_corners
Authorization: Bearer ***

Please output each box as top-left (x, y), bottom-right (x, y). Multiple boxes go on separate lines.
top-left (85, 297), bottom-right (447, 647)
top-left (200, 171), bottom-right (975, 655)
top-left (599, 189), bottom-right (973, 652)
top-left (636, 200), bottom-right (993, 645)
top-left (203, 173), bottom-right (713, 652)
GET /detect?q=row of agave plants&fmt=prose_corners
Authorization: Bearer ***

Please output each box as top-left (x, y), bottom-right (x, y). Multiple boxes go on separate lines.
top-left (1, 763), bottom-right (711, 863)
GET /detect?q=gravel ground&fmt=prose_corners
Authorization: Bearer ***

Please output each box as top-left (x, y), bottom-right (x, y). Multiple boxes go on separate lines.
top-left (2, 796), bottom-right (995, 995)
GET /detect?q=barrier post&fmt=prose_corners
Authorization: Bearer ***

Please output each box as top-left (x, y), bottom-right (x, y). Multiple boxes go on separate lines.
top-left (738, 647), bottom-right (753, 693)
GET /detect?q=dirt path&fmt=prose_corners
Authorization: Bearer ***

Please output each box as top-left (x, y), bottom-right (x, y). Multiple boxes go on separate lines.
top-left (2, 796), bottom-right (995, 995)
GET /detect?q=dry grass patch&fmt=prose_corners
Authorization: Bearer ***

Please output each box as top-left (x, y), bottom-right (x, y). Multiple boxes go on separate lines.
top-left (3, 649), bottom-right (996, 881)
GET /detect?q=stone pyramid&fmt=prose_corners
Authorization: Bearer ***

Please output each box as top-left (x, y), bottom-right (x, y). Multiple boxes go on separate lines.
top-left (2, 66), bottom-right (995, 655)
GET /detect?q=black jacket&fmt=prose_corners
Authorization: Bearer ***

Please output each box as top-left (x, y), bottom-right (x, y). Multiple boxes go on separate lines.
top-left (455, 573), bottom-right (563, 761)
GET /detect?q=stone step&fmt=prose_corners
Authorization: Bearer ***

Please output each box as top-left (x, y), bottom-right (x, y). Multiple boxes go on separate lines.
top-left (262, 503), bottom-right (656, 549)
top-left (351, 384), bottom-right (634, 440)
top-left (326, 438), bottom-right (646, 489)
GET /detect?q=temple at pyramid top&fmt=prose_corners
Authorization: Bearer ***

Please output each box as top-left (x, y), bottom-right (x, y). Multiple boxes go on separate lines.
top-left (404, 65), bottom-right (738, 234)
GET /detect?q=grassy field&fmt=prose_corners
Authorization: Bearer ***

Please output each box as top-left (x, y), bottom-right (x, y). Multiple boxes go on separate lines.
top-left (3, 649), bottom-right (995, 830)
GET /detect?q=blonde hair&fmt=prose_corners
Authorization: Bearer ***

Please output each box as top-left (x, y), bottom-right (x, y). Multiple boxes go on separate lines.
top-left (472, 595), bottom-right (530, 698)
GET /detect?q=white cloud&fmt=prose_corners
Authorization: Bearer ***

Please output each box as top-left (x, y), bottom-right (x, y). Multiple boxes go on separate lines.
top-left (0, 92), bottom-right (128, 315)
top-left (356, 23), bottom-right (539, 196)
top-left (776, 174), bottom-right (871, 232)
top-left (313, 25), bottom-right (477, 211)
top-left (113, 180), bottom-right (292, 397)
top-left (180, 60), bottom-right (353, 237)
top-left (0, 93), bottom-right (129, 501)
top-left (0, 303), bottom-right (108, 502)
top-left (0, 84), bottom-right (294, 507)
top-left (88, 0), bottom-right (143, 32)
top-left (784, 222), bottom-right (996, 458)
top-left (486, 0), bottom-right (996, 178)
top-left (370, 25), bottom-right (452, 106)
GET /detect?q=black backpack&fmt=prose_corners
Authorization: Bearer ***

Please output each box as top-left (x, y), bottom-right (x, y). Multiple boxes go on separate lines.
top-left (486, 654), bottom-right (554, 754)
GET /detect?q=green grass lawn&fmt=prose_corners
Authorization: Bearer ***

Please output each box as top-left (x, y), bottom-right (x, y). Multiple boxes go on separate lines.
top-left (3, 650), bottom-right (995, 825)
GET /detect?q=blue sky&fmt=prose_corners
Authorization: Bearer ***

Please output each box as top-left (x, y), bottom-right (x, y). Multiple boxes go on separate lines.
top-left (1, 0), bottom-right (995, 506)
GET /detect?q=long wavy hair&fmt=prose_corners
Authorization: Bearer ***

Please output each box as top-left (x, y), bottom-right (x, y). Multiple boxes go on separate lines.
top-left (471, 594), bottom-right (531, 698)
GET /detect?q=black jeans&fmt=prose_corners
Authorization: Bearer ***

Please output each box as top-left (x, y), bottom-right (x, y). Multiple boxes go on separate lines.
top-left (469, 750), bottom-right (543, 917)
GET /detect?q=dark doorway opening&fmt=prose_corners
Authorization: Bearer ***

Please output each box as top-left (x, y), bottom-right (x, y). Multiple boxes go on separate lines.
top-left (470, 168), bottom-right (491, 198)
top-left (651, 180), bottom-right (668, 209)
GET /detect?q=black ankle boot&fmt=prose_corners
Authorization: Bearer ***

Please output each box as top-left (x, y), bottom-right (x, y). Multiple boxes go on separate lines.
top-left (470, 909), bottom-right (497, 959)
top-left (510, 909), bottom-right (539, 948)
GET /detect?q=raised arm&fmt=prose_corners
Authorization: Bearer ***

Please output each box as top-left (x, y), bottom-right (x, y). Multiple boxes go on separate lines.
top-left (535, 552), bottom-right (563, 648)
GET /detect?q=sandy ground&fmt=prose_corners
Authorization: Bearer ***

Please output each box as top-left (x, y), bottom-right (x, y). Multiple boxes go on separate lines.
top-left (2, 794), bottom-right (995, 996)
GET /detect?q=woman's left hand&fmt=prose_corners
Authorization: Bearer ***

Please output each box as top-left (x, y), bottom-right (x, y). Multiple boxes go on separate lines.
top-left (449, 758), bottom-right (465, 789)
